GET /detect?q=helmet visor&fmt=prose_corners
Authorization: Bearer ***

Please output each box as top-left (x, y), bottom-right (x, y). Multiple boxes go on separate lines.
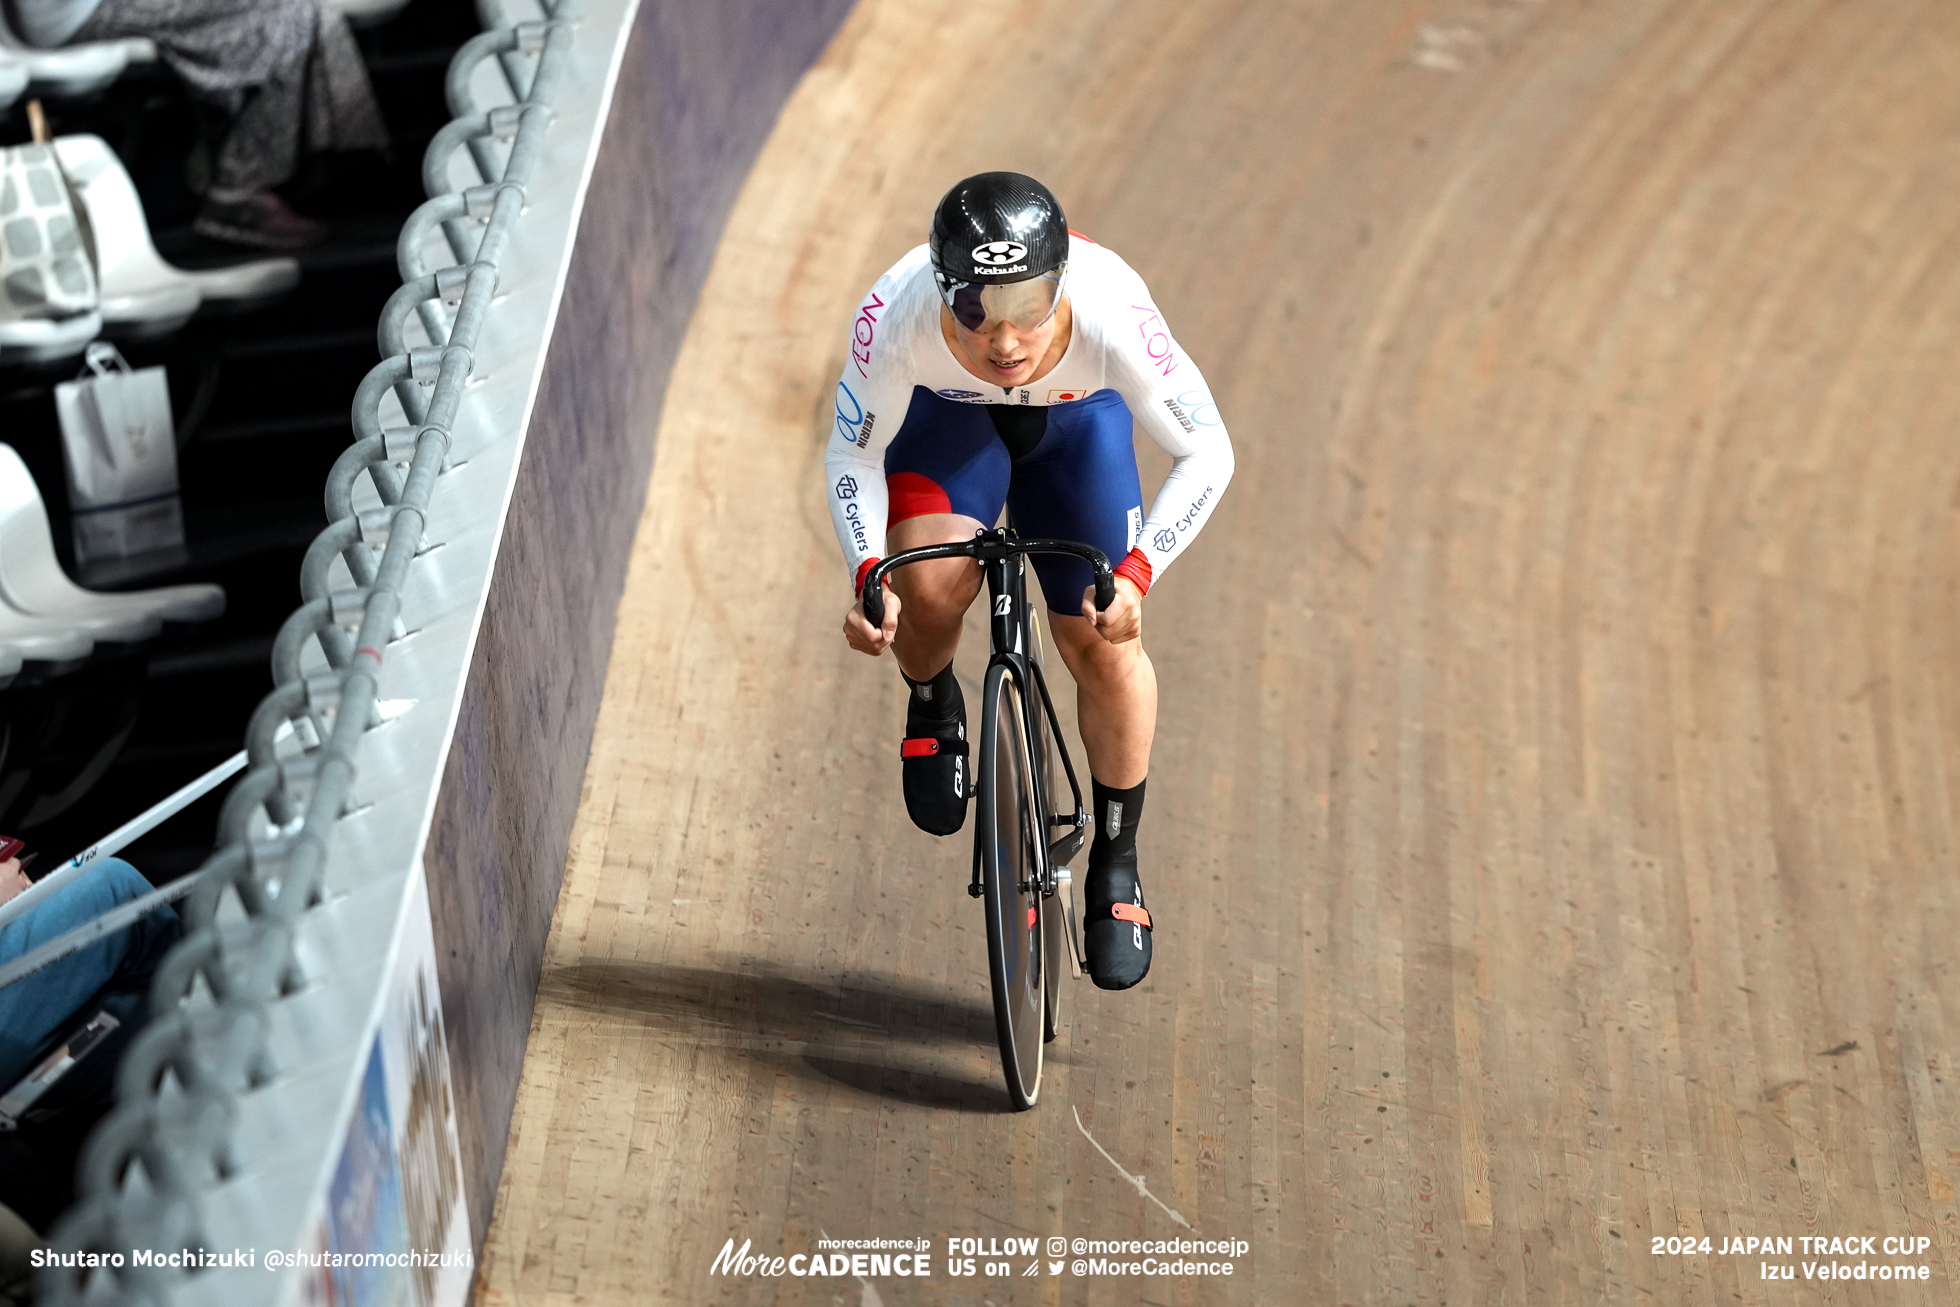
top-left (943, 265), bottom-right (1066, 333)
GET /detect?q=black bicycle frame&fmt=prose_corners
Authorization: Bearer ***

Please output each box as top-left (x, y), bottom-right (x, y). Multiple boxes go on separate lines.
top-left (860, 529), bottom-right (1114, 893)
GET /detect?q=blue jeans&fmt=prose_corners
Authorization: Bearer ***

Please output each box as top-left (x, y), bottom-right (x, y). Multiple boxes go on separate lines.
top-left (0, 859), bottom-right (181, 1089)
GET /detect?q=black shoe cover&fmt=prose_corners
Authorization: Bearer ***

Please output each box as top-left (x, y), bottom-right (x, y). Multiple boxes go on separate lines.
top-left (900, 725), bottom-right (967, 835)
top-left (1083, 851), bottom-right (1152, 990)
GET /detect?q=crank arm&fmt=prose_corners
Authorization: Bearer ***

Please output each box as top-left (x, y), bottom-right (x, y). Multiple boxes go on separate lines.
top-left (1053, 866), bottom-right (1088, 977)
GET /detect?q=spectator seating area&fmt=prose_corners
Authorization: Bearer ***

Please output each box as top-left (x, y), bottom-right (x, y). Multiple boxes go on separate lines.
top-left (0, 0), bottom-right (413, 109)
top-left (0, 442), bottom-right (225, 679)
top-left (0, 0), bottom-right (484, 1247)
top-left (3, 0), bottom-right (477, 863)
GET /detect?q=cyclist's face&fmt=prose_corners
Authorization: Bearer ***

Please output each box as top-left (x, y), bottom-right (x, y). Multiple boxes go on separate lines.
top-left (946, 297), bottom-right (1067, 385)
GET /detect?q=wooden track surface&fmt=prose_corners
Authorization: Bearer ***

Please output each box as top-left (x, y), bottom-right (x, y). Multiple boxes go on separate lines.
top-left (477, 0), bottom-right (1960, 1301)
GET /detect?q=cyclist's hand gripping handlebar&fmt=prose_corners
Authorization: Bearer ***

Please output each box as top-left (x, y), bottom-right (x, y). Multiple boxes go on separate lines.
top-left (861, 535), bottom-right (1115, 628)
top-left (862, 564), bottom-right (891, 631)
top-left (1091, 566), bottom-right (1116, 613)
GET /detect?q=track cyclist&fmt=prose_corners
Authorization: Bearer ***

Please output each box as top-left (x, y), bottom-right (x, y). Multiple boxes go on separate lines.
top-left (826, 172), bottom-right (1234, 991)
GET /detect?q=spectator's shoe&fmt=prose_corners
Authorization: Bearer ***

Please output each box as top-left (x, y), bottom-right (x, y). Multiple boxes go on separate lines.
top-left (1083, 849), bottom-right (1152, 990)
top-left (194, 192), bottom-right (330, 251)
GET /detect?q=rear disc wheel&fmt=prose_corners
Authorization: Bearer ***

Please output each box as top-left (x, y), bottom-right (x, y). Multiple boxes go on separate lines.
top-left (1032, 667), bottom-right (1067, 1044)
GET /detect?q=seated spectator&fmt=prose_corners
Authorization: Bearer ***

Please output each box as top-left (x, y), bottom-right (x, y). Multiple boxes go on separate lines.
top-left (0, 839), bottom-right (181, 1232)
top-left (0, 841), bottom-right (180, 1091)
top-left (6, 0), bottom-right (388, 248)
top-left (0, 1201), bottom-right (36, 1307)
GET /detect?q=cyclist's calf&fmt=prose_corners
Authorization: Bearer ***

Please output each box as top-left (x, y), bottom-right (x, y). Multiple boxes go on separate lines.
top-left (1048, 614), bottom-right (1156, 790)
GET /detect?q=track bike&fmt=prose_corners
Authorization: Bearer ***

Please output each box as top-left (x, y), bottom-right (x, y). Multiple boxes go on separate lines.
top-left (861, 528), bottom-right (1114, 1110)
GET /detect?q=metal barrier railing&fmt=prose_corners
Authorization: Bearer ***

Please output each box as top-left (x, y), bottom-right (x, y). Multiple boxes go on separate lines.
top-left (36, 3), bottom-right (580, 1298)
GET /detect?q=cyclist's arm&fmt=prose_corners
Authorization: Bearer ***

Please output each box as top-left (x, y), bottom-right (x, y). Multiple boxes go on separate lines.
top-left (1106, 306), bottom-right (1235, 597)
top-left (825, 422), bottom-right (890, 597)
top-left (824, 282), bottom-right (912, 595)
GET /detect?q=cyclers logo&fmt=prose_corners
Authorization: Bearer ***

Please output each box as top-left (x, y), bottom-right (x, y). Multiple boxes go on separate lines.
top-left (836, 476), bottom-right (868, 553)
top-left (1147, 486), bottom-right (1215, 553)
top-left (1175, 485), bottom-right (1215, 533)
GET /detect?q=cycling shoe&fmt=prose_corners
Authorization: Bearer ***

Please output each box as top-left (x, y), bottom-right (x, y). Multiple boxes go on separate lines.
top-left (1083, 850), bottom-right (1152, 990)
top-left (900, 707), bottom-right (968, 836)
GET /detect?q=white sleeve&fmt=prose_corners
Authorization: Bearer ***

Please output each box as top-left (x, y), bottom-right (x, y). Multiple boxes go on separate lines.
top-left (823, 277), bottom-right (913, 592)
top-left (1106, 295), bottom-right (1235, 592)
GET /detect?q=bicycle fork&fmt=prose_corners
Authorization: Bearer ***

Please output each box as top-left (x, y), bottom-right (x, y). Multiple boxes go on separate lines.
top-left (971, 544), bottom-right (1091, 974)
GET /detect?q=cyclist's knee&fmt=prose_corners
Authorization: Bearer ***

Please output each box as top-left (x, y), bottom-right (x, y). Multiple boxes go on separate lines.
top-left (891, 557), bottom-right (980, 628)
top-left (886, 512), bottom-right (985, 628)
top-left (1049, 613), bottom-right (1147, 677)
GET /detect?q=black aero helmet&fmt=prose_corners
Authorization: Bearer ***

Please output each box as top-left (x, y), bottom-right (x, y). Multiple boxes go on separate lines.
top-left (929, 172), bottom-right (1070, 331)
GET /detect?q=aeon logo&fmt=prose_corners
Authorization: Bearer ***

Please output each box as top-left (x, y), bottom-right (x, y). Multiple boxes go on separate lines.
top-left (971, 241), bottom-right (1027, 266)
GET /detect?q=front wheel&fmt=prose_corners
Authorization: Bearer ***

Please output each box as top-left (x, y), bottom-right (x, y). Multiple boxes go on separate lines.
top-left (978, 661), bottom-right (1044, 1109)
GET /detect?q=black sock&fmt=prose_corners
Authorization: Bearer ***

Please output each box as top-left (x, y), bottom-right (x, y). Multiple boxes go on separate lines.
top-left (902, 661), bottom-right (963, 724)
top-left (1090, 777), bottom-right (1145, 865)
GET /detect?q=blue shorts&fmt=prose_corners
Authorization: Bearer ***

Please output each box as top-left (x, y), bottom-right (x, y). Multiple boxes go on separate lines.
top-left (883, 387), bottom-right (1143, 613)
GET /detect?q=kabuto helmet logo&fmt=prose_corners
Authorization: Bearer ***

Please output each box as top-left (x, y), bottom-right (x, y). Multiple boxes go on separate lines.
top-left (930, 173), bottom-right (1070, 295)
top-left (972, 240), bottom-right (1028, 267)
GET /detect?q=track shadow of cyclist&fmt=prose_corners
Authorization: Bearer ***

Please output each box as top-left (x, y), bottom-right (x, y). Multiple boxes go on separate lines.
top-left (798, 1055), bottom-right (1007, 1115)
top-left (540, 960), bottom-right (1011, 1113)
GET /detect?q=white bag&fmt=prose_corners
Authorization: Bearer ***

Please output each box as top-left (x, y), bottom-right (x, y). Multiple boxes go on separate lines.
top-left (55, 341), bottom-right (184, 564)
top-left (0, 141), bottom-right (98, 325)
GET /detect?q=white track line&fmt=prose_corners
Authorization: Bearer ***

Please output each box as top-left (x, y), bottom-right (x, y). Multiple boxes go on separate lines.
top-left (1072, 1105), bottom-right (1195, 1231)
top-left (817, 1229), bottom-right (885, 1307)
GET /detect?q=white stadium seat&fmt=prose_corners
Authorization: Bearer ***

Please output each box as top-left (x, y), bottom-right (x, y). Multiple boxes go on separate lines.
top-left (53, 135), bottom-right (300, 332)
top-left (0, 444), bottom-right (224, 635)
top-left (0, 599), bottom-right (93, 663)
top-left (0, 50), bottom-right (27, 108)
top-left (0, 310), bottom-right (102, 365)
top-left (0, 18), bottom-right (127, 98)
